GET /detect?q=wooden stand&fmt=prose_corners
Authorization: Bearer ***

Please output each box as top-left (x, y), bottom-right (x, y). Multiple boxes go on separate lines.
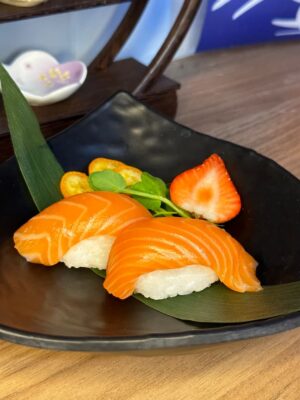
top-left (0, 0), bottom-right (202, 161)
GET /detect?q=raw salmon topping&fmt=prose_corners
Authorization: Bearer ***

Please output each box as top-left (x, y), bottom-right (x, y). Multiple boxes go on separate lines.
top-left (14, 192), bottom-right (151, 266)
top-left (104, 217), bottom-right (261, 299)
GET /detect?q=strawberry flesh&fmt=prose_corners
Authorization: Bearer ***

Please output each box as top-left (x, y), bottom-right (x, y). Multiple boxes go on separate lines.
top-left (169, 154), bottom-right (241, 223)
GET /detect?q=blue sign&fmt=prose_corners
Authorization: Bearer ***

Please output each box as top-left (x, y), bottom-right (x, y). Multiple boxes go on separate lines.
top-left (199, 0), bottom-right (300, 51)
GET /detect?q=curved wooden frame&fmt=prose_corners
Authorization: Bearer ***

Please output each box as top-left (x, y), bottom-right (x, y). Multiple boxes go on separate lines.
top-left (89, 0), bottom-right (149, 71)
top-left (133, 0), bottom-right (203, 96)
top-left (89, 0), bottom-right (202, 94)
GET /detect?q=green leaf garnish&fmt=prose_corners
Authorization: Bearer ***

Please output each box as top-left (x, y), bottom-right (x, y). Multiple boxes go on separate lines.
top-left (156, 177), bottom-right (168, 197)
top-left (130, 172), bottom-right (167, 211)
top-left (143, 174), bottom-right (168, 197)
top-left (0, 64), bottom-right (64, 211)
top-left (92, 269), bottom-right (300, 324)
top-left (132, 197), bottom-right (161, 212)
top-left (89, 169), bottom-right (190, 217)
top-left (89, 170), bottom-right (127, 192)
top-left (122, 172), bottom-right (189, 217)
top-left (153, 209), bottom-right (178, 217)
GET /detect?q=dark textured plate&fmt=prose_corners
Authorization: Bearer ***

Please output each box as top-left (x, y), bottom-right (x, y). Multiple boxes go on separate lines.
top-left (0, 92), bottom-right (299, 352)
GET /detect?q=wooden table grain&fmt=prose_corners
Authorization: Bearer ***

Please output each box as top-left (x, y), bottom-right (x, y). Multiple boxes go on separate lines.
top-left (1, 41), bottom-right (299, 400)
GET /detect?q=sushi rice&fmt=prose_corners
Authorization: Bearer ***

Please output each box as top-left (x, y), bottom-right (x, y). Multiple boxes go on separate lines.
top-left (62, 235), bottom-right (115, 270)
top-left (134, 265), bottom-right (219, 300)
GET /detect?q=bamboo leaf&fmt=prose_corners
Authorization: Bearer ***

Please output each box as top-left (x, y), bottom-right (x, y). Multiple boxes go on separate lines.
top-left (135, 282), bottom-right (300, 323)
top-left (92, 270), bottom-right (300, 323)
top-left (92, 269), bottom-right (106, 278)
top-left (0, 64), bottom-right (64, 211)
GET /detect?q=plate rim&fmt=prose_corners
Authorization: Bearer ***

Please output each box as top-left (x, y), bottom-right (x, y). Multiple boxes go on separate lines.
top-left (1, 312), bottom-right (299, 351)
top-left (1, 91), bottom-right (299, 352)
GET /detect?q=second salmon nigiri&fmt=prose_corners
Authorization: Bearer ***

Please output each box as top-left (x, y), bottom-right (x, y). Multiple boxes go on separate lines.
top-left (14, 192), bottom-right (151, 269)
top-left (104, 217), bottom-right (262, 299)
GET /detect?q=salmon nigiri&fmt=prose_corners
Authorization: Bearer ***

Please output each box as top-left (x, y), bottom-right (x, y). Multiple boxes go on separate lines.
top-left (14, 192), bottom-right (151, 269)
top-left (104, 217), bottom-right (262, 299)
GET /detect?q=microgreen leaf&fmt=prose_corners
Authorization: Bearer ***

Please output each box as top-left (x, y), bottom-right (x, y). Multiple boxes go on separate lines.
top-left (153, 176), bottom-right (168, 197)
top-left (130, 172), bottom-right (167, 197)
top-left (153, 209), bottom-right (178, 217)
top-left (133, 197), bottom-right (161, 212)
top-left (89, 170), bottom-right (126, 192)
top-left (129, 172), bottom-right (168, 211)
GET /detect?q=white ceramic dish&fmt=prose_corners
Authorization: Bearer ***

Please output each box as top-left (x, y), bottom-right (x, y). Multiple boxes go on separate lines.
top-left (0, 0), bottom-right (47, 7)
top-left (2, 50), bottom-right (87, 106)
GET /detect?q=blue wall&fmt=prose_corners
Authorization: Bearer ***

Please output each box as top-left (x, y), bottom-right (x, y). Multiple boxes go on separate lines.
top-left (199, 0), bottom-right (300, 51)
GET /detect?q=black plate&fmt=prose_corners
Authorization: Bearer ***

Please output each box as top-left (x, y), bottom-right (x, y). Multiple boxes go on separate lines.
top-left (0, 92), bottom-right (299, 352)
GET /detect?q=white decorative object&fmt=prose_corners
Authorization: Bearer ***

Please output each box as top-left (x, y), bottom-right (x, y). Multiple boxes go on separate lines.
top-left (2, 50), bottom-right (87, 106)
top-left (0, 0), bottom-right (47, 7)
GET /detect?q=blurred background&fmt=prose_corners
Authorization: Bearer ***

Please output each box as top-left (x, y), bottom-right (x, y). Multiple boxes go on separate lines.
top-left (1, 0), bottom-right (300, 65)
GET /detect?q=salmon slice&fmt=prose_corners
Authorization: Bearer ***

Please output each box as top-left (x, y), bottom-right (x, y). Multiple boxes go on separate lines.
top-left (14, 192), bottom-right (151, 266)
top-left (104, 217), bottom-right (262, 299)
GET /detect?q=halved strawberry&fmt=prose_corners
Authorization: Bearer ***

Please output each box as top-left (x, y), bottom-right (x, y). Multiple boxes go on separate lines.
top-left (169, 154), bottom-right (241, 223)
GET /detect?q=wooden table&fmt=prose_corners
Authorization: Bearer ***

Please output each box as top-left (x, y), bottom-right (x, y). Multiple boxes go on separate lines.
top-left (1, 40), bottom-right (299, 399)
